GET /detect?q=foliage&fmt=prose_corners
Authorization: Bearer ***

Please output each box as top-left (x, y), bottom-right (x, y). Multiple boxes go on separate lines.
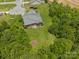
top-left (48, 1), bottom-right (79, 59)
top-left (0, 1), bottom-right (79, 59)
top-left (44, 0), bottom-right (48, 3)
top-left (0, 15), bottom-right (31, 59)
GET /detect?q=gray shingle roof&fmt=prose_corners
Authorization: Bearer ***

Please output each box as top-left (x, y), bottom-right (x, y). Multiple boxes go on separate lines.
top-left (23, 10), bottom-right (43, 26)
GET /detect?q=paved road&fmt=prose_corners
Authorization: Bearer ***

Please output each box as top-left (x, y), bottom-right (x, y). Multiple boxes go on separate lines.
top-left (0, 1), bottom-right (29, 5)
top-left (0, 2), bottom-right (15, 4)
top-left (16, 0), bottom-right (22, 6)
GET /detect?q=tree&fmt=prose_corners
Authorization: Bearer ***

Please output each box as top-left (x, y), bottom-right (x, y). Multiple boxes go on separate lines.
top-left (49, 38), bottom-right (73, 57)
top-left (0, 23), bottom-right (31, 59)
top-left (48, 1), bottom-right (79, 58)
top-left (0, 20), bottom-right (10, 38)
top-left (44, 0), bottom-right (48, 3)
top-left (0, 27), bottom-right (31, 59)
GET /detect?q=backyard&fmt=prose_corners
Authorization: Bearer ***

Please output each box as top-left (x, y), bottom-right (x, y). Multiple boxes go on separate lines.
top-left (23, 4), bottom-right (56, 54)
top-left (0, 4), bottom-right (55, 53)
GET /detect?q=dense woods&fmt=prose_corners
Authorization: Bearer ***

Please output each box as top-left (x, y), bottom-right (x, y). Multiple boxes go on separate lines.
top-left (48, 1), bottom-right (79, 59)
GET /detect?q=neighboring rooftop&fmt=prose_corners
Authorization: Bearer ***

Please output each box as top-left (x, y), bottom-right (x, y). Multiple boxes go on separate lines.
top-left (8, 0), bottom-right (25, 15)
top-left (8, 6), bottom-right (25, 15)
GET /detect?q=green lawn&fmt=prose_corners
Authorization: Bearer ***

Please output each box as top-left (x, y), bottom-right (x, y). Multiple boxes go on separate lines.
top-left (0, 4), bottom-right (16, 11)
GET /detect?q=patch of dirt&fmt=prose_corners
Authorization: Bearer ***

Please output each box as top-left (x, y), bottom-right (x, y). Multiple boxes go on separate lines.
top-left (48, 0), bottom-right (79, 8)
top-left (31, 40), bottom-right (38, 47)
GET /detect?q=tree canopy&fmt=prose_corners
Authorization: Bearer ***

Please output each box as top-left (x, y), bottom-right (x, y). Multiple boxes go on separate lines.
top-left (48, 1), bottom-right (79, 59)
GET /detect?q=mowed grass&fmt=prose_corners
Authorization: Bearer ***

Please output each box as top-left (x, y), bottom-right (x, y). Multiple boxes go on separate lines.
top-left (0, 4), bottom-right (16, 11)
top-left (25, 4), bottom-right (55, 52)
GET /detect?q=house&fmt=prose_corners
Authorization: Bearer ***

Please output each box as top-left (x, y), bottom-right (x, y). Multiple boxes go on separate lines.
top-left (29, 0), bottom-right (44, 8)
top-left (22, 10), bottom-right (43, 28)
top-left (8, 6), bottom-right (25, 16)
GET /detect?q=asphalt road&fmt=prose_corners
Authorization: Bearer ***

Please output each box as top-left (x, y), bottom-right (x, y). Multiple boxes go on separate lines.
top-left (0, 0), bottom-right (29, 5)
